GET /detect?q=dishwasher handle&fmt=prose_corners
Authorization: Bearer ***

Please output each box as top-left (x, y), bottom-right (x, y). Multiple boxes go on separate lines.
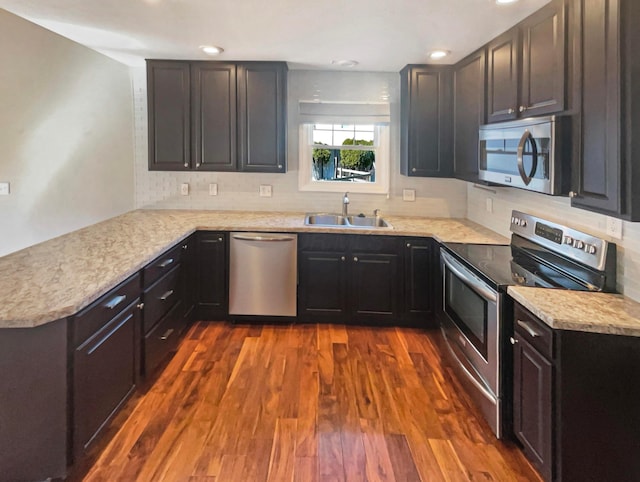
top-left (232, 234), bottom-right (296, 242)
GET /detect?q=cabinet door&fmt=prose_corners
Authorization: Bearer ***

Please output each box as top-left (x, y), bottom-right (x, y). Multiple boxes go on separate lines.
top-left (237, 62), bottom-right (287, 173)
top-left (571, 0), bottom-right (621, 216)
top-left (400, 65), bottom-right (453, 177)
top-left (74, 301), bottom-right (138, 457)
top-left (147, 61), bottom-right (191, 170)
top-left (403, 238), bottom-right (433, 326)
top-left (487, 29), bottom-right (520, 123)
top-left (196, 232), bottom-right (228, 319)
top-left (453, 49), bottom-right (486, 182)
top-left (520, 0), bottom-right (566, 117)
top-left (513, 334), bottom-right (553, 482)
top-left (191, 62), bottom-right (237, 171)
top-left (349, 253), bottom-right (399, 324)
top-left (298, 250), bottom-right (348, 322)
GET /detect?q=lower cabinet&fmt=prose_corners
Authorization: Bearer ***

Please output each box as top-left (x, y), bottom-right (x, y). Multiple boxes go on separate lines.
top-left (298, 234), bottom-right (435, 326)
top-left (196, 231), bottom-right (228, 319)
top-left (72, 274), bottom-right (141, 460)
top-left (511, 302), bottom-right (640, 482)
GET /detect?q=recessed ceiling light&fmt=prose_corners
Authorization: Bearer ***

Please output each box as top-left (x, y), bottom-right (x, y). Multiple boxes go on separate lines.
top-left (496, 0), bottom-right (519, 4)
top-left (428, 50), bottom-right (450, 60)
top-left (200, 45), bottom-right (224, 56)
top-left (331, 60), bottom-right (359, 68)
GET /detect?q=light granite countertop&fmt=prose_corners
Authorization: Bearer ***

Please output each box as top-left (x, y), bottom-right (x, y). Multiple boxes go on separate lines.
top-left (509, 286), bottom-right (640, 337)
top-left (0, 209), bottom-right (508, 329)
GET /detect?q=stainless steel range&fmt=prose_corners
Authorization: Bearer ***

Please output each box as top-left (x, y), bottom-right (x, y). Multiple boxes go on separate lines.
top-left (438, 211), bottom-right (616, 438)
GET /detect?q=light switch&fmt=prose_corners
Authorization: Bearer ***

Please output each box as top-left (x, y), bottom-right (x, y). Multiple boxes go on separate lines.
top-left (180, 183), bottom-right (189, 196)
top-left (259, 185), bottom-right (272, 197)
top-left (0, 182), bottom-right (9, 195)
top-left (209, 183), bottom-right (218, 196)
top-left (402, 189), bottom-right (415, 202)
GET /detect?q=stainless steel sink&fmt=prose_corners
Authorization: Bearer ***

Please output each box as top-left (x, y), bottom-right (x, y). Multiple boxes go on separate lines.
top-left (304, 213), bottom-right (392, 229)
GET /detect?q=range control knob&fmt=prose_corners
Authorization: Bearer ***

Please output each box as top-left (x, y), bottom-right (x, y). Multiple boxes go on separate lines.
top-left (520, 220), bottom-right (527, 227)
top-left (564, 236), bottom-right (573, 245)
top-left (573, 239), bottom-right (585, 249)
top-left (585, 244), bottom-right (597, 255)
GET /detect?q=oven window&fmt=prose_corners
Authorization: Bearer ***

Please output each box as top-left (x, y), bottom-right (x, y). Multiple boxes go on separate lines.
top-left (444, 269), bottom-right (488, 358)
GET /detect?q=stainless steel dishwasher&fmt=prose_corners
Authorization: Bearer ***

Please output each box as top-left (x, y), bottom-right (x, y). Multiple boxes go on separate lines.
top-left (229, 232), bottom-right (297, 317)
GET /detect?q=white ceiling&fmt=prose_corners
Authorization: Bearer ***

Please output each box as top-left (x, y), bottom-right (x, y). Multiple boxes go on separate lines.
top-left (0, 0), bottom-right (550, 71)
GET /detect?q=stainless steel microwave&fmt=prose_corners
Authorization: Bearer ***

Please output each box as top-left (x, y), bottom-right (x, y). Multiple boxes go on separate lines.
top-left (478, 116), bottom-right (569, 195)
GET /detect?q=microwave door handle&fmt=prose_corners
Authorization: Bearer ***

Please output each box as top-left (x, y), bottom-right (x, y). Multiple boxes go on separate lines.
top-left (441, 251), bottom-right (498, 303)
top-left (517, 130), bottom-right (538, 186)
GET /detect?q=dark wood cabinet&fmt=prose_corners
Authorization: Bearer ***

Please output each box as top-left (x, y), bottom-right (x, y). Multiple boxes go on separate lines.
top-left (453, 49), bottom-right (486, 182)
top-left (147, 61), bottom-right (191, 170)
top-left (298, 234), bottom-right (405, 325)
top-left (237, 63), bottom-right (287, 173)
top-left (147, 60), bottom-right (287, 173)
top-left (520, 1), bottom-right (566, 117)
top-left (196, 232), bottom-right (228, 319)
top-left (403, 238), bottom-right (435, 326)
top-left (191, 62), bottom-right (237, 171)
top-left (487, 0), bottom-right (566, 123)
top-left (72, 274), bottom-right (141, 459)
top-left (512, 332), bottom-right (553, 482)
top-left (487, 29), bottom-right (520, 123)
top-left (570, 0), bottom-right (640, 220)
top-left (512, 302), bottom-right (640, 482)
top-left (400, 65), bottom-right (453, 177)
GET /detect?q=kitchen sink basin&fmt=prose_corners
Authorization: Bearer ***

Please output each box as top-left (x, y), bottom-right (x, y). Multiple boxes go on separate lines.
top-left (304, 213), bottom-right (392, 229)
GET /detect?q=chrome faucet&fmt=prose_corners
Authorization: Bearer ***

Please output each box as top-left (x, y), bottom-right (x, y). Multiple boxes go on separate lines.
top-left (342, 192), bottom-right (350, 217)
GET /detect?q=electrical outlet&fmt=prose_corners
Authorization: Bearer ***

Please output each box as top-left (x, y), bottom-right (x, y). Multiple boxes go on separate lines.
top-left (606, 216), bottom-right (623, 239)
top-left (0, 182), bottom-right (9, 195)
top-left (209, 183), bottom-right (218, 196)
top-left (259, 185), bottom-right (272, 197)
top-left (402, 189), bottom-right (415, 202)
top-left (180, 183), bottom-right (189, 196)
top-left (486, 197), bottom-right (493, 213)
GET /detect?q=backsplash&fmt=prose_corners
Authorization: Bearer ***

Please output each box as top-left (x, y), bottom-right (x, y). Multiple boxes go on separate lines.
top-left (467, 184), bottom-right (640, 302)
top-left (132, 67), bottom-right (468, 218)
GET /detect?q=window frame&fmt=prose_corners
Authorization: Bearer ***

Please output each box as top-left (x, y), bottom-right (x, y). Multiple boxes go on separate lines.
top-left (298, 123), bottom-right (390, 194)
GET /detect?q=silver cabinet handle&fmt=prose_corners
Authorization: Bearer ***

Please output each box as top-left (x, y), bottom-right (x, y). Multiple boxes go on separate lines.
top-left (158, 258), bottom-right (174, 268)
top-left (159, 290), bottom-right (174, 301)
top-left (411, 167), bottom-right (417, 172)
top-left (183, 162), bottom-right (189, 168)
top-left (508, 108), bottom-right (515, 114)
top-left (137, 302), bottom-right (145, 310)
top-left (353, 257), bottom-right (359, 262)
top-left (182, 244), bottom-right (188, 250)
top-left (196, 162), bottom-right (201, 168)
top-left (510, 337), bottom-right (518, 345)
top-left (406, 243), bottom-right (411, 248)
top-left (517, 319), bottom-right (540, 338)
top-left (278, 164), bottom-right (283, 169)
top-left (341, 256), bottom-right (346, 261)
top-left (160, 328), bottom-right (174, 341)
top-left (103, 294), bottom-right (126, 310)
top-left (519, 106), bottom-right (527, 113)
top-left (201, 237), bottom-right (224, 243)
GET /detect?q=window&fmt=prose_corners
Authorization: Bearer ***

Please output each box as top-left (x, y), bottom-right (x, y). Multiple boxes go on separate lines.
top-left (298, 103), bottom-right (390, 194)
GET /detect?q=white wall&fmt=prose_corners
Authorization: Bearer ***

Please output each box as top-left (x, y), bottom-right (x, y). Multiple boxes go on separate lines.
top-left (467, 184), bottom-right (640, 302)
top-left (0, 9), bottom-right (135, 257)
top-left (133, 68), bottom-right (468, 217)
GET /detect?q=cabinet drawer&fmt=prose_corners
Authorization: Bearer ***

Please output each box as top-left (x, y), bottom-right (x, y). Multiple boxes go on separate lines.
top-left (144, 300), bottom-right (185, 375)
top-left (514, 302), bottom-right (553, 359)
top-left (350, 235), bottom-right (401, 253)
top-left (143, 243), bottom-right (184, 288)
top-left (74, 273), bottom-right (141, 347)
top-left (143, 265), bottom-right (181, 333)
top-left (298, 233), bottom-right (349, 251)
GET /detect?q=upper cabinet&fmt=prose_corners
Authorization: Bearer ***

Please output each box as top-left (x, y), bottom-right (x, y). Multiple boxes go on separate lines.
top-left (487, 0), bottom-right (566, 123)
top-left (570, 0), bottom-right (640, 220)
top-left (453, 48), bottom-right (486, 182)
top-left (400, 65), bottom-right (453, 177)
top-left (147, 60), bottom-right (287, 173)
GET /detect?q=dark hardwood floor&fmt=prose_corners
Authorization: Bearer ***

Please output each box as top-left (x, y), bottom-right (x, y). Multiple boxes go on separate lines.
top-left (75, 321), bottom-right (541, 481)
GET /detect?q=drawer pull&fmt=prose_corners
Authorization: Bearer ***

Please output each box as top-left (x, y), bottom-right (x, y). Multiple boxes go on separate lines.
top-left (160, 328), bottom-right (174, 341)
top-left (159, 290), bottom-right (174, 301)
top-left (517, 319), bottom-right (540, 338)
top-left (510, 337), bottom-right (518, 345)
top-left (103, 294), bottom-right (126, 310)
top-left (158, 258), bottom-right (174, 268)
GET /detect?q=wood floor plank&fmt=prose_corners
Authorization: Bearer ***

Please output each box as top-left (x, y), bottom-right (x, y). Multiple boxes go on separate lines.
top-left (78, 322), bottom-right (543, 482)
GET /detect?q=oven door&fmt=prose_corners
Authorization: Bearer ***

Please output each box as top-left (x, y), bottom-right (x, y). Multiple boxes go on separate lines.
top-left (440, 250), bottom-right (502, 437)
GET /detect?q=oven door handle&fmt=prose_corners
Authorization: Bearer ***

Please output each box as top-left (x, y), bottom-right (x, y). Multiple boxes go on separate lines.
top-left (441, 251), bottom-right (498, 303)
